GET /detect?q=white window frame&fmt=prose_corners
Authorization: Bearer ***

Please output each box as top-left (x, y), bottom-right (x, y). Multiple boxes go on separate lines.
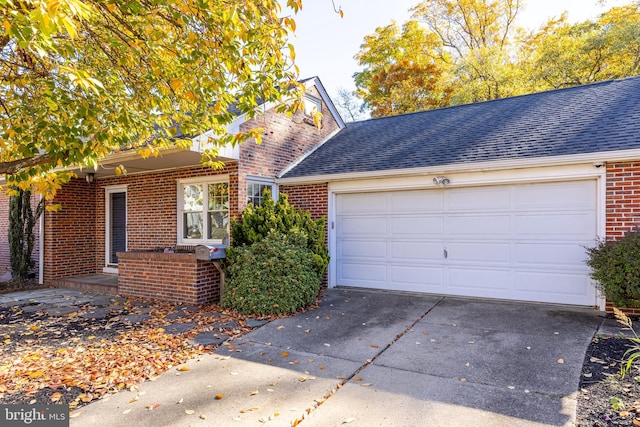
top-left (177, 175), bottom-right (230, 245)
top-left (246, 176), bottom-right (277, 207)
top-left (104, 184), bottom-right (128, 273)
top-left (303, 94), bottom-right (322, 117)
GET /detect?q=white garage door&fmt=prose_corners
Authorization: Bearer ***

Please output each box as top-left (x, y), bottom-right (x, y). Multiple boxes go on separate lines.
top-left (335, 180), bottom-right (598, 306)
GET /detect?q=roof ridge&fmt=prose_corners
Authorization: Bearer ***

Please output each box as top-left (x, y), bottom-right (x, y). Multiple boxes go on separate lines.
top-left (356, 76), bottom-right (637, 124)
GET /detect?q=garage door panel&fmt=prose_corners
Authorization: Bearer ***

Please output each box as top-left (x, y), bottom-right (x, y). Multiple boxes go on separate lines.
top-left (340, 239), bottom-right (387, 259)
top-left (339, 217), bottom-right (387, 236)
top-left (339, 262), bottom-right (387, 284)
top-left (390, 216), bottom-right (444, 236)
top-left (448, 268), bottom-right (511, 291)
top-left (514, 213), bottom-right (596, 239)
top-left (338, 193), bottom-right (387, 214)
top-left (515, 243), bottom-right (590, 266)
top-left (448, 187), bottom-right (511, 211)
top-left (390, 265), bottom-right (444, 287)
top-left (446, 242), bottom-right (510, 263)
top-left (514, 271), bottom-right (593, 305)
top-left (448, 215), bottom-right (511, 236)
top-left (391, 241), bottom-right (443, 261)
top-left (390, 190), bottom-right (443, 212)
top-left (514, 181), bottom-right (596, 211)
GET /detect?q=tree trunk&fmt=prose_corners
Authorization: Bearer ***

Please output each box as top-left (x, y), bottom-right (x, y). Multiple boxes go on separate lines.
top-left (8, 188), bottom-right (44, 286)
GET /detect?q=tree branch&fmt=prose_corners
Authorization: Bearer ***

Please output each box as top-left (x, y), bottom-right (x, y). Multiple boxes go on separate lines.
top-left (0, 153), bottom-right (57, 175)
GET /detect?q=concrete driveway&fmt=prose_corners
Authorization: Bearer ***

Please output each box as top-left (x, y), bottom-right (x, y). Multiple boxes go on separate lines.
top-left (73, 289), bottom-right (603, 427)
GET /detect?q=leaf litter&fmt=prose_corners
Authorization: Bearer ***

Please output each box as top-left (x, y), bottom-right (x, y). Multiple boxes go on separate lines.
top-left (0, 297), bottom-right (269, 409)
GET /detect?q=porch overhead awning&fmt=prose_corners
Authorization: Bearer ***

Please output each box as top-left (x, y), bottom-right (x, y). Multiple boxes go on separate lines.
top-left (76, 135), bottom-right (239, 181)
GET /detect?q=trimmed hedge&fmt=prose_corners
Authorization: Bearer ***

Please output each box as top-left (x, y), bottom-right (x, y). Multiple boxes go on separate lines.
top-left (230, 191), bottom-right (328, 277)
top-left (222, 191), bottom-right (329, 315)
top-left (586, 231), bottom-right (640, 308)
top-left (221, 232), bottom-right (320, 315)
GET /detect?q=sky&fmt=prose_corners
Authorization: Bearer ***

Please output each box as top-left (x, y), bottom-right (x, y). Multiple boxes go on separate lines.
top-left (288, 0), bottom-right (632, 97)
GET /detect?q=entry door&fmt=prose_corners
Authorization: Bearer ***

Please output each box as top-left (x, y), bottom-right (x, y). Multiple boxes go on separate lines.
top-left (106, 189), bottom-right (127, 266)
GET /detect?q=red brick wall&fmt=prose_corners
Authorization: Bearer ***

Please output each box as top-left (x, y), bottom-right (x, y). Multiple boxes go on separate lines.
top-left (43, 178), bottom-right (96, 283)
top-left (94, 165), bottom-right (238, 272)
top-left (280, 183), bottom-right (329, 221)
top-left (281, 183), bottom-right (330, 286)
top-left (604, 162), bottom-right (640, 313)
top-left (237, 86), bottom-right (340, 212)
top-left (606, 162), bottom-right (640, 240)
top-left (117, 251), bottom-right (221, 305)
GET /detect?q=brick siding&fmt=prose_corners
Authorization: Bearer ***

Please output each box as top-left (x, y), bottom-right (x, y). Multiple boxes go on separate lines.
top-left (237, 86), bottom-right (339, 212)
top-left (280, 183), bottom-right (328, 221)
top-left (43, 178), bottom-right (96, 283)
top-left (606, 162), bottom-right (640, 240)
top-left (604, 162), bottom-right (640, 313)
top-left (94, 164), bottom-right (238, 271)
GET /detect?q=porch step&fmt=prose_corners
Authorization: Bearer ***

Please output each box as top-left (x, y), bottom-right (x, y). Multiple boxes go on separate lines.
top-left (53, 274), bottom-right (119, 296)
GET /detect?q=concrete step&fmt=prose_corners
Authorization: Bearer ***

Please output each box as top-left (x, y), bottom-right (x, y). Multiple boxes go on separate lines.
top-left (53, 274), bottom-right (118, 296)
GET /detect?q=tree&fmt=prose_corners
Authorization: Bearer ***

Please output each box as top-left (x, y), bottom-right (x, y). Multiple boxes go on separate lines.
top-left (352, 1), bottom-right (640, 117)
top-left (0, 0), bottom-right (305, 197)
top-left (333, 87), bottom-right (368, 122)
top-left (354, 20), bottom-right (452, 117)
top-left (8, 188), bottom-right (44, 285)
top-left (520, 4), bottom-right (640, 90)
top-left (411, 0), bottom-right (523, 102)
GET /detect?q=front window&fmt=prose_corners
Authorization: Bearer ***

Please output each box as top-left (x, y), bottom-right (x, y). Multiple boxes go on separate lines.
top-left (247, 178), bottom-right (276, 206)
top-left (179, 179), bottom-right (229, 244)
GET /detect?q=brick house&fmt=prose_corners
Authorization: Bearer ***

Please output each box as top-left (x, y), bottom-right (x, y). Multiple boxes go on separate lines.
top-left (0, 77), bottom-right (345, 304)
top-left (3, 76), bottom-right (640, 311)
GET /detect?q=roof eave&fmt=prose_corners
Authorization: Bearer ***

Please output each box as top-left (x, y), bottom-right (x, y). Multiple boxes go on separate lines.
top-left (277, 148), bottom-right (640, 185)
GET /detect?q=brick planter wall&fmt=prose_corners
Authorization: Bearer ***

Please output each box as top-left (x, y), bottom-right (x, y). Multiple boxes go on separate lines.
top-left (117, 251), bottom-right (221, 305)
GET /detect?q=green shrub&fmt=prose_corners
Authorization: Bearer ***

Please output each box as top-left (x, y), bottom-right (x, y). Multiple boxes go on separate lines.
top-left (586, 232), bottom-right (640, 307)
top-left (230, 191), bottom-right (329, 277)
top-left (221, 232), bottom-right (321, 315)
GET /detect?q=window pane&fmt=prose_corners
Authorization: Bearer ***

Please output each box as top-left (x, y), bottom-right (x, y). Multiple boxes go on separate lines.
top-left (247, 183), bottom-right (272, 206)
top-left (183, 185), bottom-right (203, 211)
top-left (208, 182), bottom-right (229, 210)
top-left (208, 211), bottom-right (229, 241)
top-left (183, 212), bottom-right (203, 239)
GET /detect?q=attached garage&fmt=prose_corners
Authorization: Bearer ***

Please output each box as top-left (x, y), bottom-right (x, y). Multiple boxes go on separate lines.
top-left (335, 180), bottom-right (598, 306)
top-left (280, 77), bottom-right (640, 311)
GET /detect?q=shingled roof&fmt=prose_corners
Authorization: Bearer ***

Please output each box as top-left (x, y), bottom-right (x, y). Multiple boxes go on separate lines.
top-left (282, 76), bottom-right (640, 179)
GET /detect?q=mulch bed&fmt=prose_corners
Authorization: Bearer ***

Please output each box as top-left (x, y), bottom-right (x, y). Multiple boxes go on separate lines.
top-left (577, 333), bottom-right (640, 426)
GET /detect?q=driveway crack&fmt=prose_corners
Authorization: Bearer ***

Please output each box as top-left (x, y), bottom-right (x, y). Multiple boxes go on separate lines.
top-left (293, 296), bottom-right (445, 425)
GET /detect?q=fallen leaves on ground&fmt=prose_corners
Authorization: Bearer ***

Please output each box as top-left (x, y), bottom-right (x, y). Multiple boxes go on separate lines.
top-left (0, 298), bottom-right (266, 409)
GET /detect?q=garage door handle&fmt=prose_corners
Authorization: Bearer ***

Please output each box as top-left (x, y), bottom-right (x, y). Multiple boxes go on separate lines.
top-left (444, 249), bottom-right (448, 259)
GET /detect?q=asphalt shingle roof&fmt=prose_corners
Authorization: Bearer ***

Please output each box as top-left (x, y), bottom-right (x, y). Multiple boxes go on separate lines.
top-left (282, 76), bottom-right (640, 178)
